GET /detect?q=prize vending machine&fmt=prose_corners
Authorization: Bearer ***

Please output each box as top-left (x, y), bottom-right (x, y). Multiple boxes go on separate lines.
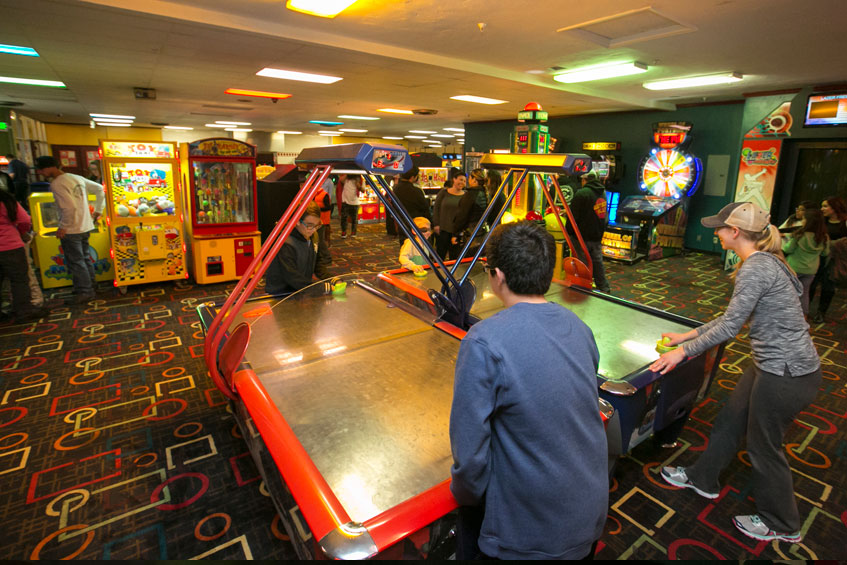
top-left (28, 191), bottom-right (113, 288)
top-left (100, 140), bottom-right (187, 289)
top-left (180, 138), bottom-right (260, 284)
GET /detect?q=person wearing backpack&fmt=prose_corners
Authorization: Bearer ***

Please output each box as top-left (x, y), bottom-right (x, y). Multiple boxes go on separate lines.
top-left (782, 208), bottom-right (829, 316)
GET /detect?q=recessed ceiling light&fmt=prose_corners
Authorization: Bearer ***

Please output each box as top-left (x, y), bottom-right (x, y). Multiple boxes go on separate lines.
top-left (431, 134), bottom-right (455, 138)
top-left (277, 130), bottom-right (303, 134)
top-left (444, 128), bottom-right (465, 132)
top-left (339, 128), bottom-right (367, 133)
top-left (450, 95), bottom-right (508, 105)
top-left (378, 108), bottom-right (414, 115)
top-left (0, 44), bottom-right (39, 57)
top-left (409, 130), bottom-right (436, 134)
top-left (164, 126), bottom-right (193, 130)
top-left (319, 133), bottom-right (337, 136)
top-left (92, 117), bottom-right (133, 123)
top-left (338, 115), bottom-right (379, 120)
top-left (285, 0), bottom-right (357, 18)
top-left (553, 62), bottom-right (647, 83)
top-left (224, 128), bottom-right (252, 132)
top-left (90, 113), bottom-right (135, 119)
top-left (257, 67), bottom-right (343, 84)
top-left (643, 72), bottom-right (743, 90)
top-left (225, 88), bottom-right (292, 99)
top-left (318, 130), bottom-right (342, 134)
top-left (215, 121), bottom-right (251, 125)
top-left (525, 69), bottom-right (545, 75)
top-left (100, 123), bottom-right (131, 127)
top-left (309, 120), bottom-right (344, 126)
top-left (382, 136), bottom-right (404, 140)
top-left (404, 135), bottom-right (426, 139)
top-left (0, 76), bottom-right (64, 88)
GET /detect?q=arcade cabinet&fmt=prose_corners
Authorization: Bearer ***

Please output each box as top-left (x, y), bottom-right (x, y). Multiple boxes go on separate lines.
top-left (509, 102), bottom-right (552, 218)
top-left (100, 140), bottom-right (187, 289)
top-left (603, 122), bottom-right (703, 262)
top-left (180, 138), bottom-right (261, 284)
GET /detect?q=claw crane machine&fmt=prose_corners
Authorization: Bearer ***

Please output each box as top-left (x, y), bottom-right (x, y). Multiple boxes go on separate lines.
top-left (180, 138), bottom-right (260, 284)
top-left (100, 140), bottom-right (187, 289)
top-left (28, 191), bottom-right (113, 288)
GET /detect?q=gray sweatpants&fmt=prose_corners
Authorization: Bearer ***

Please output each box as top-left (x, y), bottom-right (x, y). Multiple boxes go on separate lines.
top-left (686, 363), bottom-right (821, 533)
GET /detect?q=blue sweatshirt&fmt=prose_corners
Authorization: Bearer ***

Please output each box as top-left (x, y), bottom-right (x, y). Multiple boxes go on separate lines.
top-left (450, 302), bottom-right (608, 560)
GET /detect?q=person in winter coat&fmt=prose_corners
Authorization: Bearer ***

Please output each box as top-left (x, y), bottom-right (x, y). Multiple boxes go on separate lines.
top-left (782, 207), bottom-right (829, 315)
top-left (265, 202), bottom-right (322, 294)
top-left (653, 202), bottom-right (820, 544)
top-left (566, 170), bottom-right (610, 293)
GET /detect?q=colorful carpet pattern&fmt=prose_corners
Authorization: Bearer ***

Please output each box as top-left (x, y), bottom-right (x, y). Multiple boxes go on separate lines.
top-left (1, 221), bottom-right (845, 560)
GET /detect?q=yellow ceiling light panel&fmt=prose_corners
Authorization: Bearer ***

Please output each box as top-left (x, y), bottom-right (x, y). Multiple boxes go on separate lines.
top-left (286, 0), bottom-right (358, 18)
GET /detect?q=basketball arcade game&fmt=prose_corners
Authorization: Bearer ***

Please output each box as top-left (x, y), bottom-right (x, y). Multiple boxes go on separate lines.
top-left (180, 138), bottom-right (260, 284)
top-left (198, 144), bottom-right (724, 559)
top-left (602, 122), bottom-right (703, 262)
top-left (100, 140), bottom-right (187, 289)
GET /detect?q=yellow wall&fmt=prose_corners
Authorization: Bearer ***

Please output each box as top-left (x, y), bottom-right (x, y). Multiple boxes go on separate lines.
top-left (45, 124), bottom-right (163, 146)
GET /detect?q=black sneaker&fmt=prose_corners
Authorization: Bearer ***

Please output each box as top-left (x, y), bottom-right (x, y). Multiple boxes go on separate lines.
top-left (811, 312), bottom-right (824, 324)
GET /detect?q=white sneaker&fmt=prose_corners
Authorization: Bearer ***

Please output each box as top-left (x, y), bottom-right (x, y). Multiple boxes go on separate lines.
top-left (733, 514), bottom-right (802, 543)
top-left (660, 466), bottom-right (719, 499)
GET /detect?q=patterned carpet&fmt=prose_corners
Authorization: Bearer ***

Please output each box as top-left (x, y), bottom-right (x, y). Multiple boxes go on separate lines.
top-left (1, 220), bottom-right (845, 560)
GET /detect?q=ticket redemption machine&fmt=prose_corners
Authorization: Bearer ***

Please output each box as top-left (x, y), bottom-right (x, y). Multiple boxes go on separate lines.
top-left (602, 122), bottom-right (703, 262)
top-left (28, 191), bottom-right (113, 288)
top-left (509, 102), bottom-right (553, 218)
top-left (180, 138), bottom-right (260, 284)
top-left (100, 140), bottom-right (187, 289)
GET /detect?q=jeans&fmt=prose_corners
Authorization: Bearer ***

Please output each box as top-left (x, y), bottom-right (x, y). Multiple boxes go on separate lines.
top-left (796, 273), bottom-right (814, 315)
top-left (574, 241), bottom-right (610, 293)
top-left (61, 232), bottom-right (96, 295)
top-left (809, 260), bottom-right (835, 315)
top-left (685, 364), bottom-right (822, 533)
top-left (340, 203), bottom-right (358, 235)
top-left (0, 247), bottom-right (36, 317)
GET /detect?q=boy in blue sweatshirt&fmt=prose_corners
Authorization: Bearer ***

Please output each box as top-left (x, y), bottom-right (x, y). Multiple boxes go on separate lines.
top-left (449, 221), bottom-right (608, 560)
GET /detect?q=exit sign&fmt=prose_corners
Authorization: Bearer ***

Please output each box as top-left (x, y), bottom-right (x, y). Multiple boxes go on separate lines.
top-left (0, 122), bottom-right (8, 130)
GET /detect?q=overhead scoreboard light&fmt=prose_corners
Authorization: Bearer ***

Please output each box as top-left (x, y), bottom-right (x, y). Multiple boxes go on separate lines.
top-left (582, 142), bottom-right (621, 151)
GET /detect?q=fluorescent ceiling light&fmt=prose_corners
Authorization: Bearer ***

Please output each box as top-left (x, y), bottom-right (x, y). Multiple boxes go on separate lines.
top-left (215, 121), bottom-right (251, 125)
top-left (93, 117), bottom-right (133, 123)
top-left (378, 108), bottom-right (414, 115)
top-left (101, 123), bottom-right (131, 127)
top-left (319, 133), bottom-right (337, 136)
top-left (257, 67), bottom-right (342, 84)
top-left (285, 0), bottom-right (357, 18)
top-left (382, 136), bottom-right (403, 140)
top-left (444, 128), bottom-right (465, 132)
top-left (431, 134), bottom-right (455, 138)
top-left (90, 113), bottom-right (135, 119)
top-left (225, 128), bottom-right (252, 132)
top-left (225, 88), bottom-right (292, 99)
top-left (404, 135), bottom-right (426, 139)
top-left (553, 61), bottom-right (647, 84)
top-left (450, 95), bottom-right (508, 105)
top-left (309, 120), bottom-right (344, 126)
top-left (339, 128), bottom-right (367, 133)
top-left (0, 44), bottom-right (39, 57)
top-left (338, 115), bottom-right (379, 120)
top-left (0, 76), bottom-right (64, 87)
top-left (318, 130), bottom-right (342, 134)
top-left (164, 126), bottom-right (193, 130)
top-left (643, 72), bottom-right (743, 90)
top-left (409, 130), bottom-right (436, 134)
top-left (205, 124), bottom-right (227, 128)
top-left (277, 130), bottom-right (303, 134)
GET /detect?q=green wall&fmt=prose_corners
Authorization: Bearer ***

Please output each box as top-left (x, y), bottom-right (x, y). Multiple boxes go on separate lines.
top-left (465, 102), bottom-right (746, 252)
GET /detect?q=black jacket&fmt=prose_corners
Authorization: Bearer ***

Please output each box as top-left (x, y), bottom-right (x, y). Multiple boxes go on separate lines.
top-left (265, 229), bottom-right (317, 294)
top-left (567, 180), bottom-right (607, 243)
top-left (393, 179), bottom-right (431, 221)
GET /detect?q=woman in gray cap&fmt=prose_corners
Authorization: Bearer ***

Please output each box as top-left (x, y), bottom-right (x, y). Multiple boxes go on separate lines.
top-left (650, 201), bottom-right (820, 544)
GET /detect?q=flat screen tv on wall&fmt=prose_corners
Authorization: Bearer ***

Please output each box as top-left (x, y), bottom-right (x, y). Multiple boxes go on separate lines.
top-left (804, 93), bottom-right (847, 127)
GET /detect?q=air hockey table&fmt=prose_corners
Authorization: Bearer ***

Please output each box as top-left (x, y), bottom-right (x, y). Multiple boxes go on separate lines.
top-left (199, 144), bottom-right (724, 559)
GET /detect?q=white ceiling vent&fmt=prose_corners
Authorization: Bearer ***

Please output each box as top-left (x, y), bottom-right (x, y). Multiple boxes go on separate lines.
top-left (557, 7), bottom-right (696, 48)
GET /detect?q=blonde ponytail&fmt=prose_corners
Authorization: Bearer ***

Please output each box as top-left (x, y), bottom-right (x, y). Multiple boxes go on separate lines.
top-left (730, 224), bottom-right (795, 281)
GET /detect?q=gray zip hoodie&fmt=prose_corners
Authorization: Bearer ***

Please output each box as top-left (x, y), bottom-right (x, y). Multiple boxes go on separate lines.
top-left (683, 251), bottom-right (819, 376)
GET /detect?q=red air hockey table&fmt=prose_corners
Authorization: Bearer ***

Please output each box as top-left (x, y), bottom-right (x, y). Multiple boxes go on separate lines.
top-left (199, 144), bottom-right (724, 559)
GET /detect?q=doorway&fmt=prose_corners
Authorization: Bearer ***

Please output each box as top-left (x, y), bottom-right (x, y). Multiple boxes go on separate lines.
top-left (774, 141), bottom-right (847, 223)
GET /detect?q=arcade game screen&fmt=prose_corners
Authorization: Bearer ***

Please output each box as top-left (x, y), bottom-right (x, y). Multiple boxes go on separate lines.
top-left (619, 195), bottom-right (678, 216)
